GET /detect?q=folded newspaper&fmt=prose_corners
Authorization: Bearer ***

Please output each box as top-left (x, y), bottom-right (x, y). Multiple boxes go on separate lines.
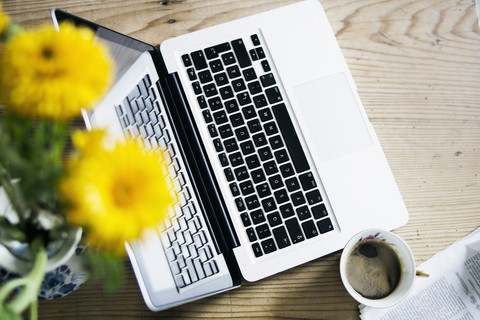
top-left (359, 227), bottom-right (480, 320)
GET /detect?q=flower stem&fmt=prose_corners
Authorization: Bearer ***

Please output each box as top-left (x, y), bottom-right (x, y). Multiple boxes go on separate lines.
top-left (0, 237), bottom-right (47, 318)
top-left (0, 163), bottom-right (25, 226)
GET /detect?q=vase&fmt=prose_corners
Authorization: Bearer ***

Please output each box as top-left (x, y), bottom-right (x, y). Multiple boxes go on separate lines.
top-left (0, 184), bottom-right (89, 299)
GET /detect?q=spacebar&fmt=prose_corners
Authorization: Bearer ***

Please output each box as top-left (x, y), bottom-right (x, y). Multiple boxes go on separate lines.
top-left (272, 103), bottom-right (310, 173)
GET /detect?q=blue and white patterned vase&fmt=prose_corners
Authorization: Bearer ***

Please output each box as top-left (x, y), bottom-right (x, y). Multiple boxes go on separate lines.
top-left (0, 238), bottom-right (89, 300)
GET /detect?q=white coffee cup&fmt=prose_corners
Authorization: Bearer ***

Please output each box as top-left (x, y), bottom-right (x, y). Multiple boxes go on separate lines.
top-left (339, 229), bottom-right (415, 308)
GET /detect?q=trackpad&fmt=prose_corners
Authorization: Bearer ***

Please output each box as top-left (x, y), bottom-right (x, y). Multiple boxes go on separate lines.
top-left (293, 73), bottom-right (373, 162)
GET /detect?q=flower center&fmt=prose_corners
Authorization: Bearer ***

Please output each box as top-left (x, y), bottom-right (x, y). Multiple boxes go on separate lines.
top-left (42, 47), bottom-right (54, 59)
top-left (112, 180), bottom-right (138, 207)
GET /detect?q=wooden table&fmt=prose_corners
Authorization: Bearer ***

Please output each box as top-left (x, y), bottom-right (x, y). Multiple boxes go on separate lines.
top-left (3, 0), bottom-right (479, 318)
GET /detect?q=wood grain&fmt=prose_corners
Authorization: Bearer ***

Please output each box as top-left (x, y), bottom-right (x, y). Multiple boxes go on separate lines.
top-left (2, 0), bottom-right (479, 319)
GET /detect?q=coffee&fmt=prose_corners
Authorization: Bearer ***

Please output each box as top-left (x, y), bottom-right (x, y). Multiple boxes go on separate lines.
top-left (345, 238), bottom-right (401, 299)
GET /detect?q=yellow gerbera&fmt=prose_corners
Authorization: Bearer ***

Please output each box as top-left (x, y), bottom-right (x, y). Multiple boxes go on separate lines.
top-left (0, 22), bottom-right (113, 120)
top-left (60, 132), bottom-right (175, 254)
top-left (0, 2), bottom-right (10, 35)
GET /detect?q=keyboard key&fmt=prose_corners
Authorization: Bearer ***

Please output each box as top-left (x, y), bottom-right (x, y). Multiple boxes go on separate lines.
top-left (232, 78), bottom-right (246, 92)
top-left (261, 238), bottom-right (277, 254)
top-left (264, 161), bottom-right (278, 175)
top-left (259, 147), bottom-right (273, 161)
top-left (291, 191), bottom-right (306, 206)
top-left (249, 48), bottom-right (259, 61)
top-left (253, 94), bottom-right (268, 109)
top-left (265, 86), bottom-right (283, 103)
top-left (229, 182), bottom-right (240, 196)
top-left (285, 177), bottom-right (300, 192)
top-left (229, 152), bottom-right (244, 167)
top-left (240, 180), bottom-right (255, 195)
top-left (274, 149), bottom-right (289, 163)
top-left (203, 83), bottom-right (217, 97)
top-left (256, 223), bottom-right (271, 239)
top-left (192, 81), bottom-right (202, 95)
top-left (302, 220), bottom-right (319, 239)
top-left (256, 182), bottom-right (271, 198)
top-left (235, 127), bottom-right (250, 141)
top-left (252, 243), bottom-right (262, 257)
top-left (273, 226), bottom-right (291, 249)
top-left (272, 103), bottom-right (310, 173)
top-left (258, 108), bottom-right (273, 122)
top-left (202, 110), bottom-right (213, 123)
top-left (225, 99), bottom-right (239, 113)
top-left (274, 189), bottom-right (289, 204)
top-left (213, 110), bottom-right (228, 124)
top-left (306, 189), bottom-right (322, 205)
top-left (224, 138), bottom-right (239, 152)
top-left (261, 60), bottom-right (271, 72)
top-left (187, 67), bottom-right (197, 80)
top-left (268, 174), bottom-right (283, 189)
top-left (252, 132), bottom-right (267, 147)
top-left (255, 47), bottom-right (265, 59)
top-left (245, 154), bottom-right (260, 169)
top-left (209, 59), bottom-right (223, 73)
top-left (264, 121), bottom-right (279, 136)
top-left (218, 152), bottom-right (228, 166)
top-left (299, 172), bottom-right (317, 191)
top-left (214, 72), bottom-right (229, 86)
top-left (260, 73), bottom-right (276, 87)
top-left (191, 50), bottom-right (207, 70)
top-left (234, 166), bottom-right (249, 181)
top-left (237, 92), bottom-right (251, 106)
top-left (280, 163), bottom-right (295, 178)
top-left (261, 197), bottom-right (277, 212)
top-left (247, 228), bottom-right (257, 242)
top-left (312, 203), bottom-right (328, 219)
top-left (251, 34), bottom-right (261, 46)
top-left (182, 54), bottom-right (192, 67)
top-left (197, 95), bottom-right (207, 109)
top-left (208, 124), bottom-right (219, 137)
top-left (269, 135), bottom-right (284, 150)
top-left (198, 70), bottom-right (213, 83)
top-left (224, 168), bottom-right (234, 181)
top-left (218, 124), bottom-right (233, 138)
top-left (243, 67), bottom-right (257, 81)
top-left (240, 141), bottom-right (255, 155)
top-left (247, 119), bottom-right (262, 133)
top-left (227, 65), bottom-right (241, 79)
top-left (296, 205), bottom-right (311, 221)
top-left (245, 195), bottom-right (260, 210)
top-left (280, 203), bottom-right (295, 218)
top-left (267, 211), bottom-right (282, 227)
top-left (241, 212), bottom-right (252, 227)
top-left (248, 81), bottom-right (262, 95)
top-left (219, 85), bottom-right (234, 99)
top-left (285, 218), bottom-right (305, 244)
top-left (251, 168), bottom-right (266, 183)
top-left (317, 218), bottom-right (334, 234)
top-left (242, 105), bottom-right (256, 119)
top-left (250, 209), bottom-right (266, 224)
top-left (231, 38), bottom-right (252, 68)
top-left (221, 52), bottom-right (236, 65)
top-left (235, 197), bottom-right (246, 212)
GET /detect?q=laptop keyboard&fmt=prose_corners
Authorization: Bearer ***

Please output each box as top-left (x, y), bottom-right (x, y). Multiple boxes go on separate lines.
top-left (181, 33), bottom-right (334, 258)
top-left (115, 75), bottom-right (219, 289)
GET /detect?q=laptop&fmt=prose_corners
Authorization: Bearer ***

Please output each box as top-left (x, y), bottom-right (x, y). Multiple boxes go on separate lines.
top-left (52, 0), bottom-right (408, 311)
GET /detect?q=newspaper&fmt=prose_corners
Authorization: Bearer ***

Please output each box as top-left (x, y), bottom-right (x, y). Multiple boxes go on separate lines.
top-left (359, 227), bottom-right (480, 320)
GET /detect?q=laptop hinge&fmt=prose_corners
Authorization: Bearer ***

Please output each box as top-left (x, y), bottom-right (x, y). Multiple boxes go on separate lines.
top-left (156, 67), bottom-right (241, 253)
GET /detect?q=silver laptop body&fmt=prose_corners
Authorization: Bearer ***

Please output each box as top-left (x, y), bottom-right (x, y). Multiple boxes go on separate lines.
top-left (52, 0), bottom-right (408, 311)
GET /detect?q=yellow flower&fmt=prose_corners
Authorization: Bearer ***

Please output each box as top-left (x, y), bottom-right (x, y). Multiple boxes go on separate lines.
top-left (0, 22), bottom-right (113, 120)
top-left (0, 2), bottom-right (10, 35)
top-left (60, 133), bottom-right (175, 254)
